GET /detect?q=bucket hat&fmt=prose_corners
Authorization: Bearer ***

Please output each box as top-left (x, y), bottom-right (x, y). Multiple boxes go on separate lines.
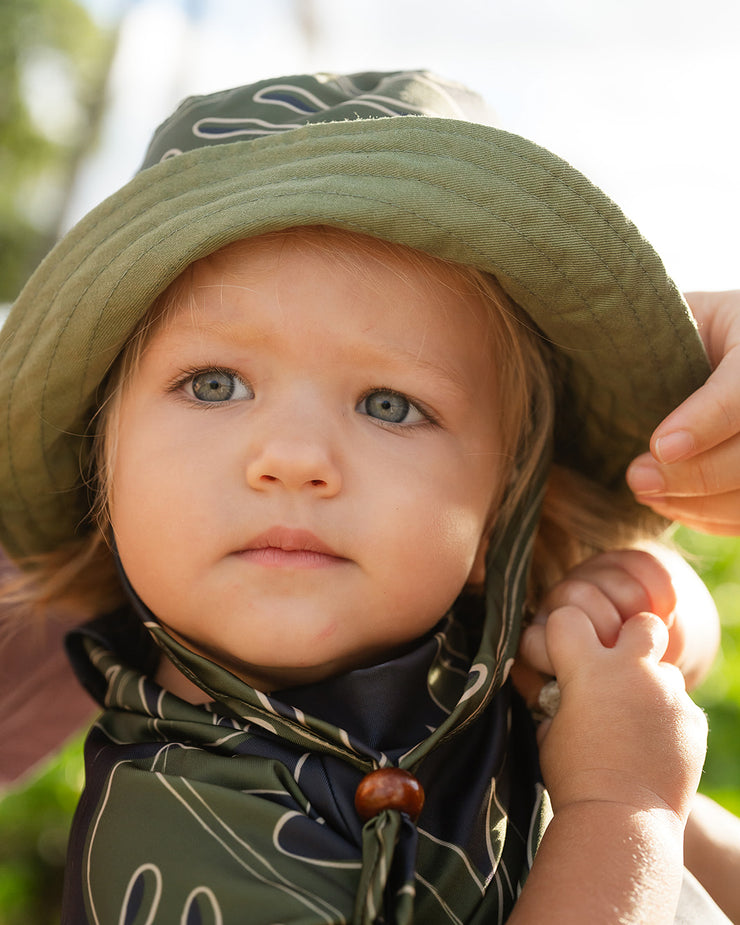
top-left (0, 70), bottom-right (710, 560)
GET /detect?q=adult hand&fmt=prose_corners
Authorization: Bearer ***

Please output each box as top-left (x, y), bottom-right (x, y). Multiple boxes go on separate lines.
top-left (627, 290), bottom-right (740, 534)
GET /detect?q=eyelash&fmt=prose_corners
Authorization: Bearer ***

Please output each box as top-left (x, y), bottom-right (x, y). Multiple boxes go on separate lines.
top-left (168, 368), bottom-right (440, 428)
top-left (356, 387), bottom-right (439, 429)
top-left (167, 366), bottom-right (251, 402)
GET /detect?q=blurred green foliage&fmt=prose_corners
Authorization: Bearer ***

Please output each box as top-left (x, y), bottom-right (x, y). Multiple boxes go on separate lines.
top-left (1, 529), bottom-right (739, 923)
top-left (0, 0), bottom-right (111, 302)
top-left (0, 2), bottom-right (110, 920)
top-left (675, 528), bottom-right (740, 817)
top-left (0, 738), bottom-right (84, 925)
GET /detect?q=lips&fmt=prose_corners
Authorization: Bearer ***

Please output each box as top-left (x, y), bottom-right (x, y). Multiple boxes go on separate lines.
top-left (235, 527), bottom-right (346, 568)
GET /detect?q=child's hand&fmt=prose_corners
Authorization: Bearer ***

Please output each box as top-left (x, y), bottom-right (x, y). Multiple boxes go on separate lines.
top-left (627, 290), bottom-right (740, 535)
top-left (523, 547), bottom-right (675, 659)
top-left (512, 548), bottom-right (676, 710)
top-left (512, 546), bottom-right (718, 706)
top-left (539, 606), bottom-right (707, 823)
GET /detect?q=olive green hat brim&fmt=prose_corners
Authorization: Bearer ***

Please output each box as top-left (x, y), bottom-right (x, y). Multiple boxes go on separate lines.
top-left (0, 115), bottom-right (709, 558)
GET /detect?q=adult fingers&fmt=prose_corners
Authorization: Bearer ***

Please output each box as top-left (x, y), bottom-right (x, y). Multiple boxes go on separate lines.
top-left (628, 432), bottom-right (740, 499)
top-left (646, 291), bottom-right (740, 466)
top-left (630, 486), bottom-right (740, 535)
top-left (648, 349), bottom-right (740, 463)
top-left (684, 290), bottom-right (740, 370)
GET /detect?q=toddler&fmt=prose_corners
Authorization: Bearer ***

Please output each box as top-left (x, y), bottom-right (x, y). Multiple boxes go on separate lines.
top-left (0, 71), bottom-right (725, 923)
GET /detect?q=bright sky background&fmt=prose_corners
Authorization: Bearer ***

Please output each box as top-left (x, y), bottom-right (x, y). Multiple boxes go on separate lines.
top-left (68, 0), bottom-right (740, 291)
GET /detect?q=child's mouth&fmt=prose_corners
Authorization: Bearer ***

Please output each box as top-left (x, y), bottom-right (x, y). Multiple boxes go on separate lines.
top-left (235, 527), bottom-right (346, 569)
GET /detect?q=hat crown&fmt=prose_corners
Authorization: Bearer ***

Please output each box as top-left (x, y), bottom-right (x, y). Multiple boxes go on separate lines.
top-left (141, 70), bottom-right (494, 169)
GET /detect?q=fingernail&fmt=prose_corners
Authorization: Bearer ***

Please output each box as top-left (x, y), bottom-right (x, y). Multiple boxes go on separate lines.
top-left (626, 461), bottom-right (666, 495)
top-left (654, 430), bottom-right (694, 464)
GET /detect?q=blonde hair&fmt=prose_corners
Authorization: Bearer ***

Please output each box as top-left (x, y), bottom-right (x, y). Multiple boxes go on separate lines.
top-left (1, 226), bottom-right (656, 628)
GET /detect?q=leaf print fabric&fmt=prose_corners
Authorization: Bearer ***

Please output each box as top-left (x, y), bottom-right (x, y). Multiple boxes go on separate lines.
top-left (62, 607), bottom-right (548, 924)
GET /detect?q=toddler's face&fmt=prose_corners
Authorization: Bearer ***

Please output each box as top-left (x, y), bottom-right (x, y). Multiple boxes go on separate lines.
top-left (110, 233), bottom-right (502, 690)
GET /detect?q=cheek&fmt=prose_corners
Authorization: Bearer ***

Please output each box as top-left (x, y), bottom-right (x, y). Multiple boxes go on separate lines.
top-left (110, 401), bottom-right (211, 529)
top-left (431, 504), bottom-right (490, 563)
top-left (109, 476), bottom-right (167, 594)
top-left (427, 459), bottom-right (500, 591)
top-left (108, 433), bottom-right (191, 593)
top-left (375, 492), bottom-right (493, 620)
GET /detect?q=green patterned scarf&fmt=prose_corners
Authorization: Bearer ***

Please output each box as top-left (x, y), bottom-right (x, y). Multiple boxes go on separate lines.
top-left (63, 457), bottom-right (551, 924)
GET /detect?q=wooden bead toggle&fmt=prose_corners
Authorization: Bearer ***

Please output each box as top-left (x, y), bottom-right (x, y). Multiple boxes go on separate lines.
top-left (354, 767), bottom-right (425, 822)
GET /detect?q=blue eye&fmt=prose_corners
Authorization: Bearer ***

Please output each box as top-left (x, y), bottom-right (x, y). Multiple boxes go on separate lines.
top-left (187, 370), bottom-right (252, 403)
top-left (357, 389), bottom-right (426, 424)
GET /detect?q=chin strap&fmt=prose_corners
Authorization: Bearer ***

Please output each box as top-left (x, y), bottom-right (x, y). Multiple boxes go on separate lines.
top-left (102, 439), bottom-right (552, 924)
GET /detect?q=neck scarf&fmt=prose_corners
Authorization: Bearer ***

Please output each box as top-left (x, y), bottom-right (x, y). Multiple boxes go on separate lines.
top-left (63, 458), bottom-right (551, 924)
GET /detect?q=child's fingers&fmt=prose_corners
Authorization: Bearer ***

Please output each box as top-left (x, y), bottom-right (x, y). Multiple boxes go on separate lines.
top-left (517, 623), bottom-right (552, 676)
top-left (520, 572), bottom-right (643, 674)
top-left (536, 549), bottom-right (676, 646)
top-left (508, 658), bottom-right (551, 710)
top-left (537, 578), bottom-right (623, 647)
top-left (565, 548), bottom-right (676, 620)
top-left (544, 605), bottom-right (601, 681)
top-left (616, 612), bottom-right (670, 663)
top-left (608, 549), bottom-right (676, 618)
top-left (547, 610), bottom-right (671, 683)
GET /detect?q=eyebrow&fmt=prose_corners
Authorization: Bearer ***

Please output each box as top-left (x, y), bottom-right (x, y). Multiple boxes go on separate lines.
top-left (362, 341), bottom-right (473, 397)
top-left (161, 312), bottom-right (477, 397)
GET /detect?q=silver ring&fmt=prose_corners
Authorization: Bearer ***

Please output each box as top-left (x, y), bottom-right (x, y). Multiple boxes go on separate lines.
top-left (536, 679), bottom-right (561, 719)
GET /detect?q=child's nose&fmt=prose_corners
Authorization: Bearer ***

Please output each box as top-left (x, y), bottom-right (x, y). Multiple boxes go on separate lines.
top-left (245, 433), bottom-right (342, 497)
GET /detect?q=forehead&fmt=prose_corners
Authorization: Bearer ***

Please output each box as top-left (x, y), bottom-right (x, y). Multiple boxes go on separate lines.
top-left (150, 229), bottom-right (496, 358)
top-left (198, 228), bottom-right (486, 303)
